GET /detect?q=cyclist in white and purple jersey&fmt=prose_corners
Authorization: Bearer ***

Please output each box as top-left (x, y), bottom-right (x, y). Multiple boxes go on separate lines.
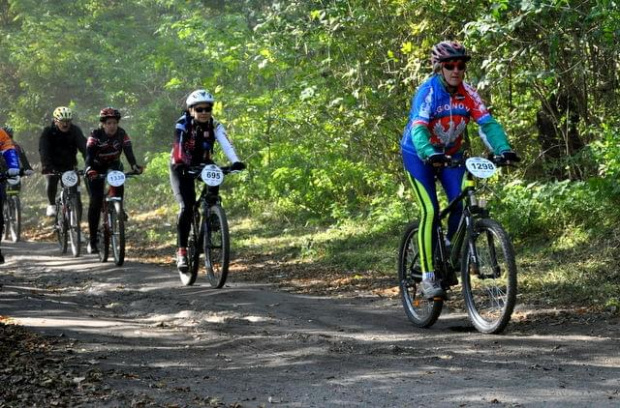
top-left (400, 40), bottom-right (520, 298)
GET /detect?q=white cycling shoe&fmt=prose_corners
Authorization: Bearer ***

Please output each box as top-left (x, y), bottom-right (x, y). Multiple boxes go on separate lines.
top-left (46, 205), bottom-right (56, 217)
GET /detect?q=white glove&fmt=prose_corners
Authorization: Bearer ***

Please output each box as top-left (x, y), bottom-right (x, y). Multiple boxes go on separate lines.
top-left (24, 169), bottom-right (34, 176)
top-left (7, 168), bottom-right (20, 176)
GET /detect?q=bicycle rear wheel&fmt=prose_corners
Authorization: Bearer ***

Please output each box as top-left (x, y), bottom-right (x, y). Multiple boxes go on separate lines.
top-left (68, 196), bottom-right (81, 257)
top-left (204, 205), bottom-right (230, 288)
top-left (110, 201), bottom-right (125, 266)
top-left (461, 218), bottom-right (517, 334)
top-left (398, 221), bottom-right (443, 328)
top-left (180, 210), bottom-right (200, 286)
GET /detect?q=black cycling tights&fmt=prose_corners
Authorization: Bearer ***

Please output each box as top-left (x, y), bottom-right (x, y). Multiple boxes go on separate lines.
top-left (46, 175), bottom-right (61, 205)
top-left (169, 164), bottom-right (218, 248)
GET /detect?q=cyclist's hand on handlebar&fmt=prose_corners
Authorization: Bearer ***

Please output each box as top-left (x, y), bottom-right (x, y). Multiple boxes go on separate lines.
top-left (24, 169), bottom-right (34, 176)
top-left (131, 164), bottom-right (144, 174)
top-left (85, 167), bottom-right (98, 180)
top-left (426, 153), bottom-right (451, 168)
top-left (230, 161), bottom-right (246, 171)
top-left (499, 150), bottom-right (521, 164)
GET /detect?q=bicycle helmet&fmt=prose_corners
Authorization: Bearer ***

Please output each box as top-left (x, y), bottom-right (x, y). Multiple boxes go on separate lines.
top-left (2, 126), bottom-right (13, 138)
top-left (99, 107), bottom-right (121, 122)
top-left (431, 41), bottom-right (471, 65)
top-left (186, 89), bottom-right (215, 108)
top-left (53, 106), bottom-right (73, 121)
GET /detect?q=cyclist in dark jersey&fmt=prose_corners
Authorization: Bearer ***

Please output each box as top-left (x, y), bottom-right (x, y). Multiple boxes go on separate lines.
top-left (84, 107), bottom-right (142, 254)
top-left (400, 40), bottom-right (520, 298)
top-left (39, 106), bottom-right (87, 217)
top-left (170, 89), bottom-right (245, 272)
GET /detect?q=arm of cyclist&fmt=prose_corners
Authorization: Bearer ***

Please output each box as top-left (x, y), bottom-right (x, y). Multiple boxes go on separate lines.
top-left (213, 121), bottom-right (245, 171)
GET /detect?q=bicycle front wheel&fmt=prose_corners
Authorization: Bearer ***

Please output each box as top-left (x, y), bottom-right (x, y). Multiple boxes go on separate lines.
top-left (55, 202), bottom-right (68, 254)
top-left (110, 202), bottom-right (125, 266)
top-left (461, 218), bottom-right (517, 334)
top-left (204, 205), bottom-right (230, 288)
top-left (398, 221), bottom-right (443, 328)
top-left (2, 200), bottom-right (9, 241)
top-left (98, 208), bottom-right (110, 263)
top-left (68, 196), bottom-right (81, 257)
top-left (180, 210), bottom-right (200, 286)
top-left (6, 196), bottom-right (20, 242)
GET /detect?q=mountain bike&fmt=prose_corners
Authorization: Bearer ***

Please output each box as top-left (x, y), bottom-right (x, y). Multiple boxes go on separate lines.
top-left (398, 155), bottom-right (518, 334)
top-left (3, 176), bottom-right (23, 242)
top-left (179, 164), bottom-right (239, 287)
top-left (96, 170), bottom-right (140, 266)
top-left (52, 170), bottom-right (83, 257)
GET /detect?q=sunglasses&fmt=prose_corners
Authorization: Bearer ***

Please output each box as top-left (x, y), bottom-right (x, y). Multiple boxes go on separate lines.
top-left (443, 61), bottom-right (467, 71)
top-left (56, 120), bottom-right (71, 124)
top-left (193, 106), bottom-right (213, 113)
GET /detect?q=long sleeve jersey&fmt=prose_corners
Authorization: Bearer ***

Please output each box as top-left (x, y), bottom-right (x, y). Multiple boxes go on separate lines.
top-left (401, 74), bottom-right (511, 160)
top-left (85, 127), bottom-right (137, 170)
top-left (39, 123), bottom-right (87, 172)
top-left (171, 113), bottom-right (239, 167)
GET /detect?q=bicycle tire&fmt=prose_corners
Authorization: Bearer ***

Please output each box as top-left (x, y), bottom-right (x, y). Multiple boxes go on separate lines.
top-left (461, 218), bottom-right (517, 334)
top-left (98, 208), bottom-right (110, 263)
top-left (5, 196), bottom-right (20, 242)
top-left (111, 201), bottom-right (125, 266)
top-left (68, 196), bottom-right (81, 257)
top-left (204, 205), bottom-right (230, 288)
top-left (397, 221), bottom-right (443, 328)
top-left (12, 196), bottom-right (21, 243)
top-left (1, 200), bottom-right (8, 241)
top-left (180, 210), bottom-right (200, 286)
top-left (55, 201), bottom-right (68, 254)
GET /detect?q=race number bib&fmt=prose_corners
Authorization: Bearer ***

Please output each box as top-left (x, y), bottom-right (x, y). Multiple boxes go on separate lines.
top-left (61, 171), bottom-right (79, 187)
top-left (200, 164), bottom-right (224, 187)
top-left (465, 157), bottom-right (497, 179)
top-left (106, 170), bottom-right (126, 187)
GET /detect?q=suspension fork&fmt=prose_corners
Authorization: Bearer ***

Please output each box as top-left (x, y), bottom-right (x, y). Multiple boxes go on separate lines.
top-left (464, 208), bottom-right (481, 276)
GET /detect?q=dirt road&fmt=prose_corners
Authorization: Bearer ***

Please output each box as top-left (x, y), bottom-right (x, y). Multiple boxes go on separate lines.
top-left (1, 240), bottom-right (619, 407)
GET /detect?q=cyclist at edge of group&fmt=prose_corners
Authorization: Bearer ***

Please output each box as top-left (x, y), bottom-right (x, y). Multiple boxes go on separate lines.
top-left (39, 106), bottom-right (87, 217)
top-left (1, 126), bottom-right (35, 178)
top-left (169, 89), bottom-right (246, 272)
top-left (84, 107), bottom-right (143, 254)
top-left (400, 40), bottom-right (521, 299)
top-left (0, 126), bottom-right (22, 263)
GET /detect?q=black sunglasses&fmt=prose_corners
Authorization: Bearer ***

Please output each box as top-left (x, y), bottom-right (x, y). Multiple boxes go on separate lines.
top-left (193, 106), bottom-right (213, 113)
top-left (443, 61), bottom-right (467, 71)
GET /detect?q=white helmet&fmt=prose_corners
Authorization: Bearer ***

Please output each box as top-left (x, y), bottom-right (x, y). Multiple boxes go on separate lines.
top-left (186, 89), bottom-right (215, 108)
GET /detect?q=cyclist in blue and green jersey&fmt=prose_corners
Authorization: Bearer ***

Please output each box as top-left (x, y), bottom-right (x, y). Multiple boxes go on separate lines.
top-left (400, 40), bottom-right (520, 298)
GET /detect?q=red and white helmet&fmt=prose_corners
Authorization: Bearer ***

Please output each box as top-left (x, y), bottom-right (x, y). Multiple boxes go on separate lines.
top-left (186, 89), bottom-right (215, 108)
top-left (431, 41), bottom-right (471, 65)
top-left (99, 107), bottom-right (121, 122)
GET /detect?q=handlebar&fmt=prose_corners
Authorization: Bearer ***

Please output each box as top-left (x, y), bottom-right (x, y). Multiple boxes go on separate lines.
top-left (426, 155), bottom-right (519, 169)
top-left (45, 169), bottom-right (85, 177)
top-left (186, 163), bottom-right (242, 177)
